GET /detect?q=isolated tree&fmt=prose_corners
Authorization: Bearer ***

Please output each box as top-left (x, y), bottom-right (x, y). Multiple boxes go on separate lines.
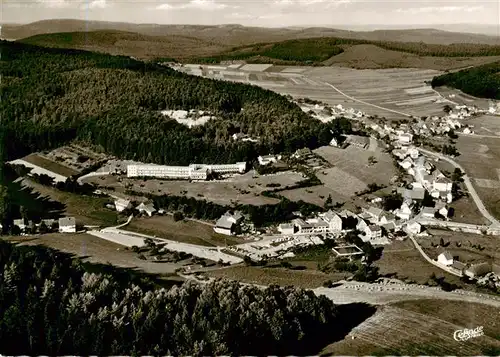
top-left (443, 104), bottom-right (453, 114)
top-left (324, 194), bottom-right (333, 209)
top-left (368, 155), bottom-right (377, 166)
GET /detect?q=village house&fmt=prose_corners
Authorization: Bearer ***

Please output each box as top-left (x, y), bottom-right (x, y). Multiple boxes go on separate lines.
top-left (329, 138), bottom-right (338, 147)
top-left (344, 135), bottom-right (369, 149)
top-left (115, 198), bottom-right (132, 212)
top-left (465, 263), bottom-right (492, 279)
top-left (434, 201), bottom-right (449, 218)
top-left (421, 207), bottom-right (436, 219)
top-left (362, 225), bottom-right (382, 241)
top-left (258, 155), bottom-right (281, 166)
top-left (395, 202), bottom-right (413, 220)
top-left (450, 261), bottom-right (466, 276)
top-left (399, 157), bottom-right (414, 170)
top-left (437, 251), bottom-right (453, 266)
top-left (398, 133), bottom-right (413, 145)
top-left (433, 176), bottom-right (453, 193)
top-left (58, 217), bottom-right (76, 233)
top-left (321, 210), bottom-right (343, 233)
top-left (214, 211), bottom-right (244, 236)
top-left (136, 202), bottom-right (156, 217)
top-left (404, 221), bottom-right (422, 235)
top-left (364, 206), bottom-right (383, 223)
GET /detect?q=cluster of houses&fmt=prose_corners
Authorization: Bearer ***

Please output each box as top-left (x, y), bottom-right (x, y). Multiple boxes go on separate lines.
top-left (437, 251), bottom-right (500, 285)
top-left (369, 105), bottom-right (478, 140)
top-left (126, 162), bottom-right (247, 181)
top-left (12, 216), bottom-right (76, 235)
top-left (487, 102), bottom-right (500, 115)
top-left (113, 198), bottom-right (158, 217)
top-left (299, 102), bottom-right (366, 122)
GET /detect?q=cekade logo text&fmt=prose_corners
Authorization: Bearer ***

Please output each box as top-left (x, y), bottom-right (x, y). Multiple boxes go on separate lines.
top-left (453, 326), bottom-right (484, 341)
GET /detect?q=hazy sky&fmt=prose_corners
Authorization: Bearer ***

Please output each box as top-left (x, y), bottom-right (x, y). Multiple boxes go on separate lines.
top-left (3, 0), bottom-right (500, 27)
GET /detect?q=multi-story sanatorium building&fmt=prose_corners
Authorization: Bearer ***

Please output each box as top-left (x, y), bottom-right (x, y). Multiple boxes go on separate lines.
top-left (127, 162), bottom-right (247, 180)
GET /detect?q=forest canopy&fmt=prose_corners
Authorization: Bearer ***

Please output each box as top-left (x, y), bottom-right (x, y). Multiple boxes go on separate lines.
top-left (431, 61), bottom-right (500, 99)
top-left (0, 40), bottom-right (342, 165)
top-left (0, 240), bottom-right (342, 355)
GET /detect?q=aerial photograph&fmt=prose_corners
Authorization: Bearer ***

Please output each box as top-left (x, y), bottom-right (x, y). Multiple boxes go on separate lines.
top-left (1, 0), bottom-right (500, 355)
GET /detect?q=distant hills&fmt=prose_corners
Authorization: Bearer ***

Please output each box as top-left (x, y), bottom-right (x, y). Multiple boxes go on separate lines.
top-left (3, 19), bottom-right (500, 45)
top-left (3, 19), bottom-right (500, 70)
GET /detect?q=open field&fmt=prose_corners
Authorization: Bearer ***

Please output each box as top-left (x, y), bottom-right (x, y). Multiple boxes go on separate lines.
top-left (466, 114), bottom-right (500, 136)
top-left (322, 301), bottom-right (500, 355)
top-left (123, 216), bottom-right (246, 247)
top-left (455, 136), bottom-right (500, 220)
top-left (182, 65), bottom-right (457, 121)
top-left (314, 145), bottom-right (397, 187)
top-left (374, 239), bottom-right (464, 285)
top-left (22, 153), bottom-right (79, 177)
top-left (435, 86), bottom-right (492, 110)
top-left (418, 229), bottom-right (500, 262)
top-left (448, 196), bottom-right (491, 225)
top-left (205, 265), bottom-right (346, 289)
top-left (279, 185), bottom-right (351, 206)
top-left (21, 179), bottom-right (118, 227)
top-left (2, 233), bottom-right (183, 275)
top-left (86, 170), bottom-right (307, 206)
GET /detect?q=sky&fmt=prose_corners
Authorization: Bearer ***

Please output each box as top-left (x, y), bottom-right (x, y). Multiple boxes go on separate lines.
top-left (2, 0), bottom-right (500, 28)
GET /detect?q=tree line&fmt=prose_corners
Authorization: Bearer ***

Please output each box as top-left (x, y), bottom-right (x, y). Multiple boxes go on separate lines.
top-left (0, 240), bottom-right (344, 355)
top-left (191, 37), bottom-right (500, 65)
top-left (1, 40), bottom-right (345, 165)
top-left (431, 61), bottom-right (500, 99)
top-left (124, 190), bottom-right (323, 227)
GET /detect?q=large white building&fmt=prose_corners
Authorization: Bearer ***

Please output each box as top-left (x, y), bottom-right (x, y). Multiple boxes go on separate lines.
top-left (127, 162), bottom-right (246, 180)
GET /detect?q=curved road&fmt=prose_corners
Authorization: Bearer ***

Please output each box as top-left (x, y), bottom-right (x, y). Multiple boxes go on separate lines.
top-left (419, 147), bottom-right (500, 228)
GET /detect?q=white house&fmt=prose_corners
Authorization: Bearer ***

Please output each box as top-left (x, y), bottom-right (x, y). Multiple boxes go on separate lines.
top-left (330, 138), bottom-right (338, 147)
top-left (258, 155), bottom-right (281, 166)
top-left (278, 223), bottom-right (295, 235)
top-left (115, 198), bottom-right (132, 212)
top-left (293, 218), bottom-right (313, 234)
top-left (407, 147), bottom-right (419, 159)
top-left (58, 217), bottom-right (76, 233)
top-left (321, 210), bottom-right (343, 233)
top-left (433, 176), bottom-right (453, 192)
top-left (214, 211), bottom-right (244, 235)
top-left (398, 133), bottom-right (413, 145)
top-left (437, 251), bottom-right (453, 266)
top-left (399, 157), bottom-right (414, 170)
top-left (395, 202), bottom-right (412, 220)
top-left (137, 202), bottom-right (156, 217)
top-left (364, 225), bottom-right (382, 240)
top-left (463, 127), bottom-right (472, 135)
top-left (405, 221), bottom-right (422, 235)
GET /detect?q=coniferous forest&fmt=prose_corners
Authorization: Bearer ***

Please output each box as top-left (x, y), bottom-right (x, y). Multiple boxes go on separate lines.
top-left (0, 241), bottom-right (358, 356)
top-left (431, 61), bottom-right (500, 99)
top-left (1, 40), bottom-right (345, 164)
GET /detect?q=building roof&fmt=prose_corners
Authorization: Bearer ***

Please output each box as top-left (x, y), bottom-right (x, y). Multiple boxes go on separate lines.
top-left (381, 212), bottom-right (396, 222)
top-left (366, 206), bottom-right (383, 218)
top-left (137, 202), bottom-right (156, 212)
top-left (451, 261), bottom-right (466, 271)
top-left (216, 216), bottom-right (234, 230)
top-left (381, 222), bottom-right (396, 231)
top-left (421, 207), bottom-right (435, 215)
top-left (323, 210), bottom-right (341, 222)
top-left (293, 218), bottom-right (311, 228)
top-left (59, 217), bottom-right (76, 227)
top-left (345, 135), bottom-right (369, 147)
top-left (439, 251), bottom-right (453, 260)
top-left (278, 223), bottom-right (294, 229)
top-left (368, 225), bottom-right (381, 232)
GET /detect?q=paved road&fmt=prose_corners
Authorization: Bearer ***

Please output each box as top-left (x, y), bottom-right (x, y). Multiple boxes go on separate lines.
top-left (419, 148), bottom-right (500, 228)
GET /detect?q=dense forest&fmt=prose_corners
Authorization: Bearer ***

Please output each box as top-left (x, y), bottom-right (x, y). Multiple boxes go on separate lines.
top-left (1, 40), bottom-right (341, 165)
top-left (431, 61), bottom-right (500, 99)
top-left (192, 37), bottom-right (500, 65)
top-left (0, 240), bottom-right (361, 355)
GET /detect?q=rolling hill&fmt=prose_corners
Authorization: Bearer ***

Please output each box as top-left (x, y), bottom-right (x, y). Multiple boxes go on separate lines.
top-left (4, 19), bottom-right (500, 46)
